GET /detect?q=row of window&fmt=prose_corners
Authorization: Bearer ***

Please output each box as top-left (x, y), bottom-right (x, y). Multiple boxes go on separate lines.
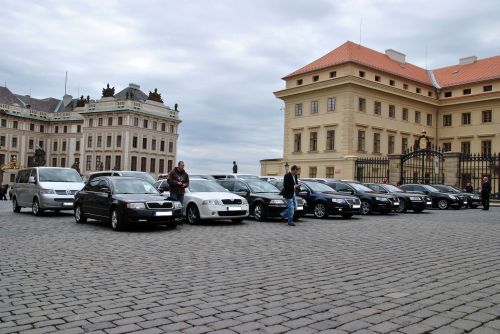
top-left (293, 130), bottom-right (336, 153)
top-left (296, 71), bottom-right (337, 86)
top-left (358, 70), bottom-right (431, 96)
top-left (294, 98), bottom-right (336, 116)
top-left (443, 110), bottom-right (493, 126)
top-left (84, 156), bottom-right (173, 174)
top-left (87, 116), bottom-right (176, 133)
top-left (444, 85), bottom-right (493, 98)
top-left (442, 140), bottom-right (493, 156)
top-left (86, 134), bottom-right (175, 153)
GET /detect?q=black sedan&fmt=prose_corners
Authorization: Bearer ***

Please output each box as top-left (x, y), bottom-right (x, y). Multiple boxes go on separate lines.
top-left (399, 184), bottom-right (466, 210)
top-left (364, 183), bottom-right (432, 213)
top-left (74, 176), bottom-right (183, 231)
top-left (270, 179), bottom-right (360, 219)
top-left (218, 179), bottom-right (305, 221)
top-left (431, 184), bottom-right (481, 209)
top-left (327, 181), bottom-right (400, 215)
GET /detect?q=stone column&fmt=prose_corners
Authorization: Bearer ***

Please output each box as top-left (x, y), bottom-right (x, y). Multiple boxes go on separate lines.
top-left (388, 154), bottom-right (402, 184)
top-left (443, 152), bottom-right (461, 186)
top-left (343, 155), bottom-right (358, 180)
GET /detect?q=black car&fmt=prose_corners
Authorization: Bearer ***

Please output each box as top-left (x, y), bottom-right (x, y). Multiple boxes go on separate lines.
top-left (74, 177), bottom-right (183, 231)
top-left (327, 181), bottom-right (400, 215)
top-left (269, 179), bottom-right (359, 219)
top-left (218, 179), bottom-right (305, 221)
top-left (364, 183), bottom-right (432, 213)
top-left (431, 184), bottom-right (481, 209)
top-left (399, 184), bottom-right (466, 210)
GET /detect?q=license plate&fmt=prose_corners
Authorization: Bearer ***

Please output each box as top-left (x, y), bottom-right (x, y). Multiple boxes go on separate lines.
top-left (463, 201), bottom-right (467, 204)
top-left (63, 202), bottom-right (73, 206)
top-left (393, 201), bottom-right (400, 206)
top-left (353, 204), bottom-right (360, 209)
top-left (296, 206), bottom-right (303, 211)
top-left (155, 211), bottom-right (172, 216)
top-left (227, 206), bottom-right (241, 211)
top-left (427, 201), bottom-right (432, 205)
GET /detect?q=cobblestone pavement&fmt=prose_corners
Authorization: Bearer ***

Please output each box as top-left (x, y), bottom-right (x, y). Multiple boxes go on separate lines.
top-left (1, 200), bottom-right (499, 334)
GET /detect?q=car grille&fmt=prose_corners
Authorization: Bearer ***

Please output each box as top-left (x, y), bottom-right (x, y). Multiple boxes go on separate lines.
top-left (346, 198), bottom-right (360, 206)
top-left (55, 190), bottom-right (78, 195)
top-left (146, 201), bottom-right (173, 209)
top-left (218, 210), bottom-right (246, 216)
top-left (222, 199), bottom-right (242, 205)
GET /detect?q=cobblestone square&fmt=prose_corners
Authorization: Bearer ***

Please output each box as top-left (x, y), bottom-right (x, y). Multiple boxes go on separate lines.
top-left (1, 201), bottom-right (499, 333)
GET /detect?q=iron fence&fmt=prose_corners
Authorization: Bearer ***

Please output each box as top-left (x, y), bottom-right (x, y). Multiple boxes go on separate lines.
top-left (355, 157), bottom-right (389, 183)
top-left (459, 153), bottom-right (500, 198)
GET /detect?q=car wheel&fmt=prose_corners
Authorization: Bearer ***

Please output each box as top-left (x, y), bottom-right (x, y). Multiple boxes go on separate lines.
top-left (74, 204), bottom-right (87, 224)
top-left (32, 199), bottom-right (44, 216)
top-left (111, 208), bottom-right (125, 231)
top-left (12, 198), bottom-right (21, 213)
top-left (253, 203), bottom-right (265, 222)
top-left (396, 200), bottom-right (408, 213)
top-left (231, 218), bottom-right (244, 223)
top-left (437, 199), bottom-right (449, 210)
top-left (187, 204), bottom-right (200, 224)
top-left (413, 208), bottom-right (424, 213)
top-left (313, 202), bottom-right (328, 219)
top-left (360, 200), bottom-right (372, 215)
top-left (341, 213), bottom-right (353, 219)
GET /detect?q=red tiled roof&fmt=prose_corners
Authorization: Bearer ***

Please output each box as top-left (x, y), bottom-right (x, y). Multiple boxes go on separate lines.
top-left (432, 56), bottom-right (500, 88)
top-left (284, 41), bottom-right (433, 86)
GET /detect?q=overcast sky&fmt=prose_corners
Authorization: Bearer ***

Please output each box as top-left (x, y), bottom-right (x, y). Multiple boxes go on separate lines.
top-left (1, 0), bottom-right (499, 174)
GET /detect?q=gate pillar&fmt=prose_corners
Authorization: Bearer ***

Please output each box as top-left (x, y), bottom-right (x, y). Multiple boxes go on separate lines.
top-left (388, 154), bottom-right (402, 184)
top-left (443, 152), bottom-right (461, 186)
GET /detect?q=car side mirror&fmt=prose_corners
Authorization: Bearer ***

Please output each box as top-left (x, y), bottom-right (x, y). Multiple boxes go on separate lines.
top-left (299, 191), bottom-right (309, 196)
top-left (101, 186), bottom-right (111, 195)
top-left (28, 176), bottom-right (36, 183)
top-left (236, 191), bottom-right (249, 197)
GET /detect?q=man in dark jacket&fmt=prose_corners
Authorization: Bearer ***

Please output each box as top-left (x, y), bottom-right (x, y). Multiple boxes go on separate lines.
top-left (232, 161), bottom-right (238, 174)
top-left (280, 165), bottom-right (300, 226)
top-left (481, 176), bottom-right (491, 210)
top-left (167, 161), bottom-right (189, 204)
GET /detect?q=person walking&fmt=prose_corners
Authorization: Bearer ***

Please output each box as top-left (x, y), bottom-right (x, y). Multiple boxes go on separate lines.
top-left (167, 161), bottom-right (189, 204)
top-left (481, 176), bottom-right (491, 210)
top-left (280, 165), bottom-right (300, 226)
top-left (232, 161), bottom-right (238, 174)
top-left (0, 184), bottom-right (6, 200)
top-left (465, 182), bottom-right (474, 193)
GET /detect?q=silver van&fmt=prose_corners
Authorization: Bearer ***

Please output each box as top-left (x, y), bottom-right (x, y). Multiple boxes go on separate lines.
top-left (12, 167), bottom-right (85, 215)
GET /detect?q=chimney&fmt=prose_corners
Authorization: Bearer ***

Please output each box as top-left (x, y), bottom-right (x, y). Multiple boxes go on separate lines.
top-left (459, 56), bottom-right (477, 65)
top-left (63, 94), bottom-right (73, 107)
top-left (385, 49), bottom-right (406, 63)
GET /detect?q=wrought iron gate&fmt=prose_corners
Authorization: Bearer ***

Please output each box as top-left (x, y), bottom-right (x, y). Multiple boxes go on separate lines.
top-left (355, 157), bottom-right (389, 183)
top-left (400, 146), bottom-right (444, 184)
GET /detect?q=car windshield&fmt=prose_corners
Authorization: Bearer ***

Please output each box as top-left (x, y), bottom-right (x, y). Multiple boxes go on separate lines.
top-left (384, 184), bottom-right (403, 192)
top-left (422, 185), bottom-right (440, 192)
top-left (39, 168), bottom-right (83, 182)
top-left (432, 185), bottom-right (456, 193)
top-left (189, 180), bottom-right (227, 192)
top-left (247, 181), bottom-right (280, 193)
top-left (348, 182), bottom-right (374, 192)
top-left (190, 174), bottom-right (216, 180)
top-left (303, 181), bottom-right (336, 193)
top-left (120, 172), bottom-right (156, 185)
top-left (111, 179), bottom-right (159, 194)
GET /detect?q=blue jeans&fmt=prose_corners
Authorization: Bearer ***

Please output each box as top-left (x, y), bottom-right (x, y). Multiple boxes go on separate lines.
top-left (280, 196), bottom-right (297, 224)
top-left (170, 192), bottom-right (184, 204)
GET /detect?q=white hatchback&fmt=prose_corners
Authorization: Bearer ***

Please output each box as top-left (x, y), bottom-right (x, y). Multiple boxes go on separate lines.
top-left (183, 179), bottom-right (249, 224)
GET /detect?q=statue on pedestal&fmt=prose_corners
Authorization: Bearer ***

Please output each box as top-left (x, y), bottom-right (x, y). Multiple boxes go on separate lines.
top-left (148, 88), bottom-right (163, 103)
top-left (102, 83), bottom-right (115, 98)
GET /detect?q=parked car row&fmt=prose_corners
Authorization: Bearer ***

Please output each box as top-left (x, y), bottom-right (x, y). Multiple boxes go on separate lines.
top-left (10, 168), bottom-right (483, 232)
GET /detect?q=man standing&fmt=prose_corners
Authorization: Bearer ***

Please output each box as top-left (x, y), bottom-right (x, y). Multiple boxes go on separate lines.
top-left (481, 176), bottom-right (491, 210)
top-left (232, 161), bottom-right (238, 174)
top-left (167, 161), bottom-right (189, 204)
top-left (280, 165), bottom-right (300, 226)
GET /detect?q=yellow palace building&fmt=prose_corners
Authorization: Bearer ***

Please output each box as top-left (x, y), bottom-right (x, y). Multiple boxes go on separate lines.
top-left (261, 41), bottom-right (500, 179)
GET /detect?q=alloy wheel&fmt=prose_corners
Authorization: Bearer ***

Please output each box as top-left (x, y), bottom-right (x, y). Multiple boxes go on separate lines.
top-left (253, 204), bottom-right (264, 221)
top-left (314, 203), bottom-right (327, 219)
top-left (360, 201), bottom-right (372, 215)
top-left (438, 199), bottom-right (449, 210)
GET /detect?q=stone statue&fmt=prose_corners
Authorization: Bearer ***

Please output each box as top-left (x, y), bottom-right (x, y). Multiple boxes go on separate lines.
top-left (102, 83), bottom-right (115, 98)
top-left (174, 103), bottom-right (178, 111)
top-left (86, 95), bottom-right (90, 102)
top-left (126, 92), bottom-right (129, 99)
top-left (76, 95), bottom-right (86, 107)
top-left (148, 88), bottom-right (163, 103)
top-left (33, 145), bottom-right (46, 167)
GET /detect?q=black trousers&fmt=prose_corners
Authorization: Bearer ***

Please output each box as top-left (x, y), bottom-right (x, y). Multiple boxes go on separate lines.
top-left (482, 192), bottom-right (490, 210)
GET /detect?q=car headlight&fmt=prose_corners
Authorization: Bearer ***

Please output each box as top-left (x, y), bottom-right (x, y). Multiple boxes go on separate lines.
top-left (409, 196), bottom-right (421, 201)
top-left (202, 199), bottom-right (222, 205)
top-left (331, 198), bottom-right (346, 203)
top-left (173, 201), bottom-right (183, 209)
top-left (127, 202), bottom-right (146, 209)
top-left (270, 199), bottom-right (285, 205)
top-left (472, 195), bottom-right (480, 200)
top-left (375, 197), bottom-right (388, 201)
top-left (448, 195), bottom-right (456, 200)
top-left (241, 198), bottom-right (248, 205)
top-left (39, 188), bottom-right (55, 194)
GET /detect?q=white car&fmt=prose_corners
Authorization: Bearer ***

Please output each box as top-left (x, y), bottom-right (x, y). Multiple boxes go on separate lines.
top-left (183, 179), bottom-right (249, 224)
